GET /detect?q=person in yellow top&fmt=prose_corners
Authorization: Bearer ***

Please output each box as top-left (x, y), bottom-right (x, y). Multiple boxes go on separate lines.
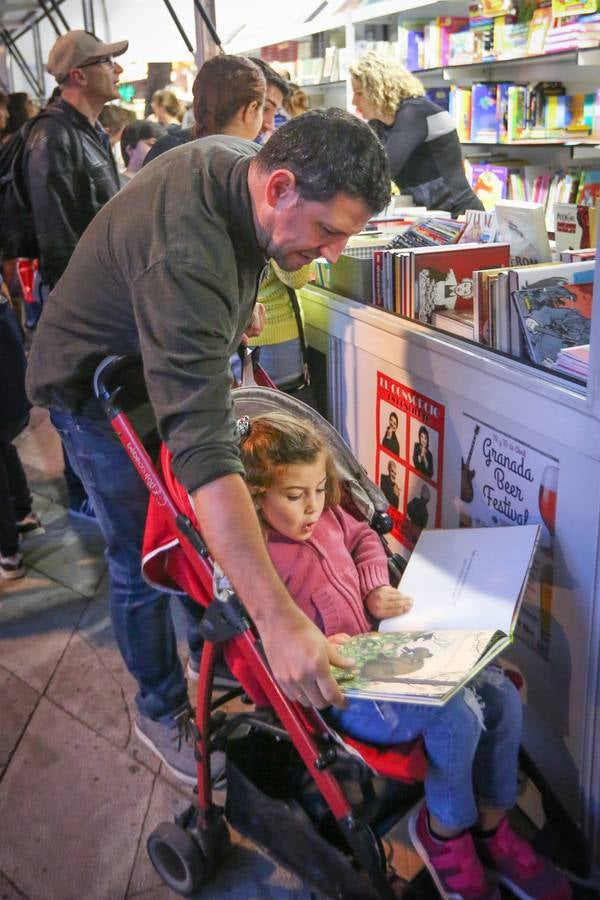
top-left (249, 259), bottom-right (314, 396)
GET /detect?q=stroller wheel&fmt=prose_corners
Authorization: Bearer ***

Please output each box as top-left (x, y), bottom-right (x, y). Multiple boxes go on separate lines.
top-left (147, 821), bottom-right (206, 896)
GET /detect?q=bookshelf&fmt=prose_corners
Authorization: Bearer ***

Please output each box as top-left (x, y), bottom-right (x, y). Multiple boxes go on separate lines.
top-left (227, 0), bottom-right (600, 165)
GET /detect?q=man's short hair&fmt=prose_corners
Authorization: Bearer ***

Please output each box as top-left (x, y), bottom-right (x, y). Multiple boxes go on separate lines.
top-left (248, 57), bottom-right (289, 100)
top-left (254, 107), bottom-right (391, 214)
top-left (121, 120), bottom-right (166, 166)
top-left (99, 104), bottom-right (135, 135)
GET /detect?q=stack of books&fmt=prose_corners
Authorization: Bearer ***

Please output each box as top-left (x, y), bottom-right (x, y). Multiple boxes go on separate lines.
top-left (473, 258), bottom-right (595, 359)
top-left (387, 217), bottom-right (465, 249)
top-left (553, 344), bottom-right (590, 381)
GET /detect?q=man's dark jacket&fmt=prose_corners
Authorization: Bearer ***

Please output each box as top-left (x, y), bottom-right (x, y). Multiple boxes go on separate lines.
top-left (23, 97), bottom-right (120, 285)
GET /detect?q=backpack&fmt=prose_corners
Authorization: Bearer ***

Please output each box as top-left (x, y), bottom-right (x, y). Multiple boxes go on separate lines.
top-left (0, 108), bottom-right (83, 260)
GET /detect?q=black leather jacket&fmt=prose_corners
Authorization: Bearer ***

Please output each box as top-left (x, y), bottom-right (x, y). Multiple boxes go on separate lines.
top-left (24, 98), bottom-right (120, 285)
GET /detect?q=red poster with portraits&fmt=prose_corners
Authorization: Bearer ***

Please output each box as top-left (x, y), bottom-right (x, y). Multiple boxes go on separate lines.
top-left (375, 372), bottom-right (445, 554)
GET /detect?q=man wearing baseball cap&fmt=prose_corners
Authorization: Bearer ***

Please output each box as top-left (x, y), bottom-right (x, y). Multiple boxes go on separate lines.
top-left (23, 31), bottom-right (127, 520)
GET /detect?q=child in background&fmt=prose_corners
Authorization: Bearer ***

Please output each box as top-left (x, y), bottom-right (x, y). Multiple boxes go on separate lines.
top-left (239, 411), bottom-right (571, 900)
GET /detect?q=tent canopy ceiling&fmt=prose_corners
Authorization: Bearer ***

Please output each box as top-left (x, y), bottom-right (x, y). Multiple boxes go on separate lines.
top-left (0, 1), bottom-right (41, 34)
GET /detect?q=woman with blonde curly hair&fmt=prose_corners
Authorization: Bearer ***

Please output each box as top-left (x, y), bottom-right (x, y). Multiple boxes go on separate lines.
top-left (350, 52), bottom-right (481, 216)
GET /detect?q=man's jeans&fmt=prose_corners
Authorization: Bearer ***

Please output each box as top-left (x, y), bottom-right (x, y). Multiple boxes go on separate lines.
top-left (0, 435), bottom-right (32, 556)
top-left (326, 668), bottom-right (522, 830)
top-left (50, 409), bottom-right (204, 721)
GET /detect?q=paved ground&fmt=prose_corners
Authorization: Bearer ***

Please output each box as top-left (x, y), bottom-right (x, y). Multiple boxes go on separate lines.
top-left (0, 408), bottom-right (351, 900)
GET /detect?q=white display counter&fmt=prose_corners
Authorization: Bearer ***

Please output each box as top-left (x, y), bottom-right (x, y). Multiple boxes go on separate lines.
top-left (300, 281), bottom-right (600, 867)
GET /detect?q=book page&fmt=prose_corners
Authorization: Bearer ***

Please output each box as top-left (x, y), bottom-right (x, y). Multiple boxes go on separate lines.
top-left (332, 630), bottom-right (503, 703)
top-left (380, 525), bottom-right (540, 634)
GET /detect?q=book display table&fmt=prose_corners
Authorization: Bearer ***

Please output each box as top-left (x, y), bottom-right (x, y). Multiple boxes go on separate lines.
top-left (299, 276), bottom-right (600, 867)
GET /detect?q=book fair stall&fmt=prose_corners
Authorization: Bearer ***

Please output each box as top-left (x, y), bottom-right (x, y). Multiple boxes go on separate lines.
top-left (219, 0), bottom-right (600, 869)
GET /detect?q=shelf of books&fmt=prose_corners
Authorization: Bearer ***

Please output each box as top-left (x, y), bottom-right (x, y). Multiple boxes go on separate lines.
top-left (312, 200), bottom-right (597, 389)
top-left (236, 0), bottom-right (600, 215)
top-left (299, 208), bottom-right (600, 861)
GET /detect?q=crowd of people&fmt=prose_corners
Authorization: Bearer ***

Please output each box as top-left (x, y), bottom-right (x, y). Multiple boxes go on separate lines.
top-left (0, 27), bottom-right (572, 900)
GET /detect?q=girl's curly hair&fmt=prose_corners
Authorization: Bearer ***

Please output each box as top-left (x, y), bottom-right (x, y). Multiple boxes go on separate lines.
top-left (350, 52), bottom-right (424, 120)
top-left (239, 412), bottom-right (341, 510)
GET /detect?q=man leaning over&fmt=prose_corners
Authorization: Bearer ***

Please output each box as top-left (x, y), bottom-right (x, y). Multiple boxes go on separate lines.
top-left (26, 110), bottom-right (391, 781)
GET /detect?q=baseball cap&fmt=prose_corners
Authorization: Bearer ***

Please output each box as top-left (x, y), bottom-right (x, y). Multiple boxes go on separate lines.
top-left (47, 30), bottom-right (128, 83)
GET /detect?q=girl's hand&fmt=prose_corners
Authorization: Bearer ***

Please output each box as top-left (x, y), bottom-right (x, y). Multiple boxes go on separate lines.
top-left (328, 632), bottom-right (352, 647)
top-left (242, 302), bottom-right (266, 342)
top-left (365, 586), bottom-right (412, 620)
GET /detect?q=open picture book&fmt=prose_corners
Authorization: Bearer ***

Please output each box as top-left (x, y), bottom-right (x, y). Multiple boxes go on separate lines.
top-left (331, 524), bottom-right (540, 707)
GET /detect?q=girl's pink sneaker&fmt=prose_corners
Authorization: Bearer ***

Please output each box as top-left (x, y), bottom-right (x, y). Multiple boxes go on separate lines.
top-left (474, 816), bottom-right (572, 900)
top-left (409, 803), bottom-right (501, 900)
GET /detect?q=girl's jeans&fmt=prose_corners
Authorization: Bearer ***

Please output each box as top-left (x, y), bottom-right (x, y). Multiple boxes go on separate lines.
top-left (326, 668), bottom-right (522, 830)
top-left (50, 409), bottom-right (204, 722)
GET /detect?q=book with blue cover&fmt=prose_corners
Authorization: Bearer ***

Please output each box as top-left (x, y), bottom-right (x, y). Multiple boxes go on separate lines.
top-left (471, 83), bottom-right (499, 142)
top-left (511, 274), bottom-right (593, 365)
top-left (426, 86), bottom-right (451, 111)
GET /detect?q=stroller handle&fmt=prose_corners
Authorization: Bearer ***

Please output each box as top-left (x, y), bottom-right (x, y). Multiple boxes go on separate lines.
top-left (93, 354), bottom-right (140, 420)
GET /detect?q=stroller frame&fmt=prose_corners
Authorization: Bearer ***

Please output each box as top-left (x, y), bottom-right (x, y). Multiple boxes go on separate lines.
top-left (94, 354), bottom-right (416, 899)
top-left (93, 353), bottom-right (590, 899)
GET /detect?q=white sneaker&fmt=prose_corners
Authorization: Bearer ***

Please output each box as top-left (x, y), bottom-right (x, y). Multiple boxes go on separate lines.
top-left (0, 552), bottom-right (25, 580)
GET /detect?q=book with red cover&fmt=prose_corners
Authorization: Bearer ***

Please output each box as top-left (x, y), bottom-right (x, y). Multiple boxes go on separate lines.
top-left (411, 243), bottom-right (511, 323)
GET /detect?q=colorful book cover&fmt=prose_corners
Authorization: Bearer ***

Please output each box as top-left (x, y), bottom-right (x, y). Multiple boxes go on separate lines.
top-left (426, 86), bottom-right (451, 111)
top-left (495, 200), bottom-right (552, 266)
top-left (481, 0), bottom-right (514, 15)
top-left (449, 29), bottom-right (475, 64)
top-left (470, 83), bottom-right (500, 142)
top-left (507, 85), bottom-right (527, 141)
top-left (512, 279), bottom-right (593, 365)
top-left (527, 7), bottom-right (553, 53)
top-left (407, 30), bottom-right (424, 70)
top-left (450, 86), bottom-right (472, 141)
top-left (554, 202), bottom-right (598, 250)
top-left (496, 82), bottom-right (512, 142)
top-left (460, 209), bottom-right (499, 243)
top-left (576, 170), bottom-right (600, 205)
top-left (552, 0), bottom-right (599, 16)
top-left (413, 243), bottom-right (510, 323)
top-left (470, 164), bottom-right (509, 210)
top-left (438, 16), bottom-right (470, 65)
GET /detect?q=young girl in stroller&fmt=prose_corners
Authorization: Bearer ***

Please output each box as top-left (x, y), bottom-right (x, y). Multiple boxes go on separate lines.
top-left (238, 410), bottom-right (571, 900)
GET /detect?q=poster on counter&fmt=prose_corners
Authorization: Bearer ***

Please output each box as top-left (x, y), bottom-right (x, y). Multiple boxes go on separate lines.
top-left (375, 371), bottom-right (445, 554)
top-left (458, 413), bottom-right (559, 661)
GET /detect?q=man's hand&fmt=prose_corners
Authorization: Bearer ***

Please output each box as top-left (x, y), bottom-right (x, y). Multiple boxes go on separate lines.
top-left (365, 586), bottom-right (412, 620)
top-left (242, 302), bottom-right (266, 342)
top-left (260, 606), bottom-right (354, 709)
top-left (328, 632), bottom-right (352, 647)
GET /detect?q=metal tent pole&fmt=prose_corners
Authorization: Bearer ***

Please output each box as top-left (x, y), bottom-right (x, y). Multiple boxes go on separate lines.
top-left (159, 0), bottom-right (195, 54)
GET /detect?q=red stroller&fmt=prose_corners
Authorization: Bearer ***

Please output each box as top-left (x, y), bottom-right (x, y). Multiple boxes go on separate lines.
top-left (93, 353), bottom-right (588, 899)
